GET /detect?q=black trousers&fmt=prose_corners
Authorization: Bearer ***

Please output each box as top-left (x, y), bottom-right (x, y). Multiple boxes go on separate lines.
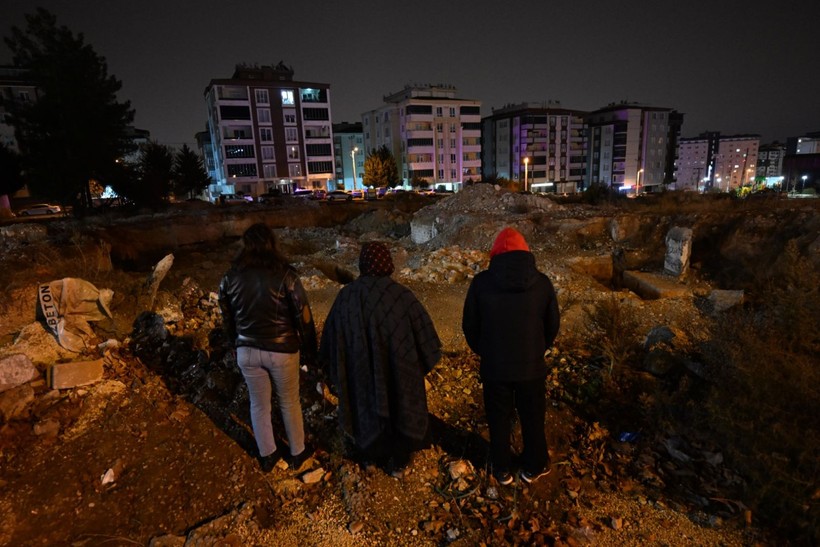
top-left (482, 377), bottom-right (548, 474)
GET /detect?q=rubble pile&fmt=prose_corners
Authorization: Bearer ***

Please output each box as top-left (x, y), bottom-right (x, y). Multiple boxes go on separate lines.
top-left (1, 193), bottom-right (815, 545)
top-left (399, 246), bottom-right (487, 284)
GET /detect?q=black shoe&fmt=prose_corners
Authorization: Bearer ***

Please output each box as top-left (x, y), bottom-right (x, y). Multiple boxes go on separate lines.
top-left (258, 450), bottom-right (281, 473)
top-left (493, 470), bottom-right (514, 486)
top-left (288, 445), bottom-right (314, 471)
top-left (519, 467), bottom-right (551, 484)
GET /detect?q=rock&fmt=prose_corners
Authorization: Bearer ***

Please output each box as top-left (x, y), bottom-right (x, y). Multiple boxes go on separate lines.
top-left (301, 467), bottom-right (325, 484)
top-left (0, 353), bottom-right (40, 392)
top-left (0, 382), bottom-right (35, 422)
top-left (448, 460), bottom-right (473, 480)
top-left (33, 417), bottom-right (60, 437)
top-left (348, 520), bottom-right (364, 534)
top-left (707, 289), bottom-right (744, 314)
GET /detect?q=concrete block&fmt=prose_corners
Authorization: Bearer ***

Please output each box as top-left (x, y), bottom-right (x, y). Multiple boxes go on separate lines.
top-left (47, 359), bottom-right (104, 389)
top-left (623, 271), bottom-right (691, 300)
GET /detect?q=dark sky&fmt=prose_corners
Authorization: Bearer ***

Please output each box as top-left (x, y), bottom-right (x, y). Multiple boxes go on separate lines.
top-left (3, 1), bottom-right (818, 147)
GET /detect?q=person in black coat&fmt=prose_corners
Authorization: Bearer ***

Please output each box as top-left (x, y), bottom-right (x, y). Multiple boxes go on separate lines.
top-left (462, 227), bottom-right (560, 485)
top-left (320, 242), bottom-right (441, 473)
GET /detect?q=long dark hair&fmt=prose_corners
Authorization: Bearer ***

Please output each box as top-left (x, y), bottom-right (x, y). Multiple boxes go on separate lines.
top-left (232, 223), bottom-right (290, 271)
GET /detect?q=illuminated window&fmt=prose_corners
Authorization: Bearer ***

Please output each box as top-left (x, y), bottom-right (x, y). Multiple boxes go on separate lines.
top-left (281, 90), bottom-right (295, 105)
top-left (288, 163), bottom-right (302, 177)
top-left (288, 146), bottom-right (300, 160)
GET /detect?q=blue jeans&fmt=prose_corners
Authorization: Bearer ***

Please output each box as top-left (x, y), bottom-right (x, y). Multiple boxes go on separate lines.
top-left (237, 347), bottom-right (305, 458)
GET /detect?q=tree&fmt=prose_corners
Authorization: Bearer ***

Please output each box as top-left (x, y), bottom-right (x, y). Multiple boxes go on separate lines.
top-left (135, 141), bottom-right (174, 207)
top-left (363, 145), bottom-right (400, 188)
top-left (173, 145), bottom-right (211, 199)
top-left (2, 8), bottom-right (135, 211)
top-left (0, 143), bottom-right (26, 216)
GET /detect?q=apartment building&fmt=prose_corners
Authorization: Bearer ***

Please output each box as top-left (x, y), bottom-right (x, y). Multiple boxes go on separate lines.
top-left (203, 63), bottom-right (334, 198)
top-left (332, 122), bottom-right (363, 191)
top-left (362, 84), bottom-right (481, 190)
top-left (586, 102), bottom-right (683, 193)
top-left (783, 131), bottom-right (820, 192)
top-left (677, 132), bottom-right (759, 192)
top-left (482, 102), bottom-right (587, 193)
top-left (756, 142), bottom-right (785, 178)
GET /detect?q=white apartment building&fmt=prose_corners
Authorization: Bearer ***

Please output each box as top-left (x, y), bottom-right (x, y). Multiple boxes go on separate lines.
top-left (677, 132), bottom-right (759, 192)
top-left (0, 66), bottom-right (40, 150)
top-left (203, 63), bottom-right (334, 199)
top-left (332, 122), bottom-right (363, 191)
top-left (677, 133), bottom-right (760, 191)
top-left (362, 84), bottom-right (481, 190)
top-left (482, 102), bottom-right (587, 193)
top-left (586, 102), bottom-right (684, 193)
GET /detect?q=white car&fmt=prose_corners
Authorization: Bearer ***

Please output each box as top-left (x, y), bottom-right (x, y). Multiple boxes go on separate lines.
top-left (17, 203), bottom-right (62, 216)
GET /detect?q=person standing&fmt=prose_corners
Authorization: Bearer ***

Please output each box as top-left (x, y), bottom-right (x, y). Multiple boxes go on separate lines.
top-left (320, 242), bottom-right (441, 473)
top-left (219, 223), bottom-right (317, 472)
top-left (462, 227), bottom-right (560, 485)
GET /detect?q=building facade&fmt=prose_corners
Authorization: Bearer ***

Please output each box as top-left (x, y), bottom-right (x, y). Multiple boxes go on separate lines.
top-left (756, 142), bottom-right (785, 183)
top-left (481, 102), bottom-right (587, 193)
top-left (783, 131), bottom-right (820, 192)
top-left (677, 132), bottom-right (760, 192)
top-left (203, 63), bottom-right (334, 199)
top-left (332, 122), bottom-right (363, 190)
top-left (586, 102), bottom-right (683, 193)
top-left (362, 84), bottom-right (481, 190)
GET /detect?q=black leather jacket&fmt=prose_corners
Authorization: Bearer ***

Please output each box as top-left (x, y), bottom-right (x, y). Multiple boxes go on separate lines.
top-left (218, 265), bottom-right (317, 358)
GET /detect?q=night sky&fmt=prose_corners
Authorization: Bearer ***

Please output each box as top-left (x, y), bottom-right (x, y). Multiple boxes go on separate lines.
top-left (3, 1), bottom-right (818, 147)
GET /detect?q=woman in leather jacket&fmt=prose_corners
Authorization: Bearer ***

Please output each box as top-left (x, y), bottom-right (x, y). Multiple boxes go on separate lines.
top-left (219, 223), bottom-right (317, 471)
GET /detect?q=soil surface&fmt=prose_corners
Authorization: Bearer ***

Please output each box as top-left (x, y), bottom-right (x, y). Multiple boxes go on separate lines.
top-left (2, 189), bottom-right (814, 546)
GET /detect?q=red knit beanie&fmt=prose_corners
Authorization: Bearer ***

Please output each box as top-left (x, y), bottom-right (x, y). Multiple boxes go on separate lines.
top-left (490, 227), bottom-right (530, 258)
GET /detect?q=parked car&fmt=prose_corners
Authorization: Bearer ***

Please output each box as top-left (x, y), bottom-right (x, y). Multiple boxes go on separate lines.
top-left (292, 189), bottom-right (315, 199)
top-left (350, 189), bottom-right (365, 200)
top-left (257, 190), bottom-right (283, 204)
top-left (17, 203), bottom-right (62, 216)
top-left (326, 190), bottom-right (352, 202)
top-left (219, 194), bottom-right (251, 205)
top-left (377, 187), bottom-right (389, 198)
top-left (313, 189), bottom-right (327, 200)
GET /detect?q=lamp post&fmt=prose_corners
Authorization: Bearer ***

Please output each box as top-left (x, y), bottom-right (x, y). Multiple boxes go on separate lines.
top-left (801, 174), bottom-right (808, 192)
top-left (636, 168), bottom-right (644, 195)
top-left (523, 157), bottom-right (529, 192)
top-left (350, 147), bottom-right (359, 190)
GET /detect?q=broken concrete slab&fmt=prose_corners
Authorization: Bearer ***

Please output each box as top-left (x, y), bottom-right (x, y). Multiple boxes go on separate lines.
top-left (47, 359), bottom-right (104, 390)
top-left (0, 382), bottom-right (35, 422)
top-left (0, 353), bottom-right (40, 392)
top-left (664, 227), bottom-right (693, 277)
top-left (623, 270), bottom-right (691, 300)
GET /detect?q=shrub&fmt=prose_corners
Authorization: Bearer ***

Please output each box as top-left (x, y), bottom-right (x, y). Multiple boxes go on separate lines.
top-left (582, 294), bottom-right (641, 379)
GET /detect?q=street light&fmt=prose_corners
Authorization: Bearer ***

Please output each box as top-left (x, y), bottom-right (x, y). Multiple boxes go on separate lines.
top-left (351, 147), bottom-right (359, 190)
top-left (636, 168), bottom-right (644, 195)
top-left (801, 174), bottom-right (808, 191)
top-left (523, 157), bottom-right (529, 192)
